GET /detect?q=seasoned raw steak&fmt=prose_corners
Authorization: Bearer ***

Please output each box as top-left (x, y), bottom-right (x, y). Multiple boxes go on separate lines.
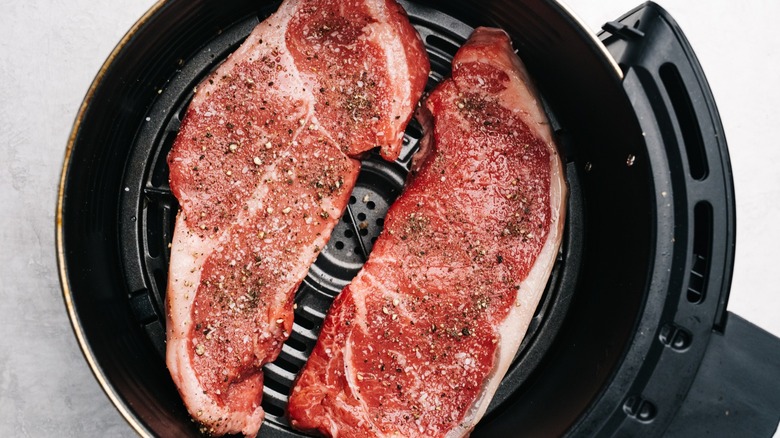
top-left (165, 0), bottom-right (429, 435)
top-left (288, 27), bottom-right (566, 437)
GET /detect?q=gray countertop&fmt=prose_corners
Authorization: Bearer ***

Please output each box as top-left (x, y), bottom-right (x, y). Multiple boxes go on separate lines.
top-left (1, 0), bottom-right (778, 436)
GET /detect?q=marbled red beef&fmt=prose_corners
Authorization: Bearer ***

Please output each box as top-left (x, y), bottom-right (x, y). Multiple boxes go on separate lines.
top-left (165, 1), bottom-right (429, 435)
top-left (288, 27), bottom-right (566, 437)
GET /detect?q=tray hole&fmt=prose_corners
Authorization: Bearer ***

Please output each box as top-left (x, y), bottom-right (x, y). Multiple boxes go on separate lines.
top-left (261, 400), bottom-right (286, 418)
top-left (426, 34), bottom-right (459, 58)
top-left (293, 313), bottom-right (317, 331)
top-left (273, 356), bottom-right (302, 375)
top-left (263, 373), bottom-right (291, 395)
top-left (285, 335), bottom-right (308, 353)
top-left (366, 201), bottom-right (376, 210)
top-left (357, 212), bottom-right (367, 221)
top-left (687, 201), bottom-right (712, 304)
top-left (405, 118), bottom-right (423, 142)
top-left (144, 201), bottom-right (164, 259)
top-left (150, 131), bottom-right (176, 188)
top-left (344, 229), bottom-right (354, 238)
top-left (349, 195), bottom-right (356, 204)
top-left (334, 241), bottom-right (345, 250)
top-left (660, 62), bottom-right (709, 180)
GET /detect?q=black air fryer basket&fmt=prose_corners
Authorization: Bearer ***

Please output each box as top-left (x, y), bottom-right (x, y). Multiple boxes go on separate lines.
top-left (57, 0), bottom-right (780, 436)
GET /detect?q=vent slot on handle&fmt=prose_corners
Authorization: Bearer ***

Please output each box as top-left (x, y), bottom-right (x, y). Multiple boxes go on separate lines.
top-left (687, 201), bottom-right (712, 304)
top-left (659, 62), bottom-right (709, 181)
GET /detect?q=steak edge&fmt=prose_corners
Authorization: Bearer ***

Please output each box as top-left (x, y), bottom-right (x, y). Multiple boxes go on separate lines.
top-left (288, 27), bottom-right (567, 437)
top-left (165, 0), bottom-right (429, 435)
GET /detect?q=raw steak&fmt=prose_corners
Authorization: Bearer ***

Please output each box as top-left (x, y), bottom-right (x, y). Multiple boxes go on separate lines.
top-left (165, 0), bottom-right (429, 435)
top-left (288, 27), bottom-right (566, 437)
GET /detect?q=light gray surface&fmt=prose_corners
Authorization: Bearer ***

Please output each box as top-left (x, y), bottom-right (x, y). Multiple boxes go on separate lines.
top-left (1, 3), bottom-right (158, 436)
top-left (0, 0), bottom-right (777, 436)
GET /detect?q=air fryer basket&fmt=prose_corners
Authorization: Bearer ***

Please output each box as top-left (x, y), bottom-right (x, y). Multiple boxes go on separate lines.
top-left (58, 1), bottom-right (778, 437)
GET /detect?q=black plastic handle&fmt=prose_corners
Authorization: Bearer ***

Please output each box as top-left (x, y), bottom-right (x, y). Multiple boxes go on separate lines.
top-left (602, 1), bottom-right (735, 335)
top-left (593, 3), bottom-right (780, 437)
